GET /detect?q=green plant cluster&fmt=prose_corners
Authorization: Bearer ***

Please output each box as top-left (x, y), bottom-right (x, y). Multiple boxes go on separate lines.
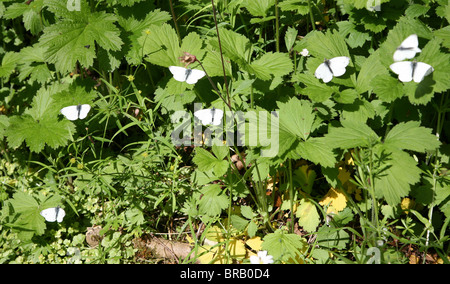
top-left (0, 0), bottom-right (449, 264)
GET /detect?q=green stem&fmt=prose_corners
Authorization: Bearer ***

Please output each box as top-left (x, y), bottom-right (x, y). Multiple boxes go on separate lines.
top-left (368, 148), bottom-right (380, 244)
top-left (288, 159), bottom-right (295, 233)
top-left (211, 0), bottom-right (231, 106)
top-left (169, 0), bottom-right (182, 43)
top-left (275, 0), bottom-right (280, 52)
top-left (307, 0), bottom-right (316, 30)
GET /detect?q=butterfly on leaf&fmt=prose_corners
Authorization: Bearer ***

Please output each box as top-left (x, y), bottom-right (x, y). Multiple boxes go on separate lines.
top-left (40, 206), bottom-right (66, 223)
top-left (393, 34), bottom-right (421, 62)
top-left (389, 60), bottom-right (434, 83)
top-left (314, 56), bottom-right (350, 83)
top-left (60, 104), bottom-right (91, 121)
top-left (169, 66), bottom-right (206, 85)
top-left (194, 108), bottom-right (224, 126)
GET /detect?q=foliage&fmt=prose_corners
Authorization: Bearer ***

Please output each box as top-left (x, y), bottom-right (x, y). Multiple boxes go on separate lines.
top-left (0, 0), bottom-right (449, 264)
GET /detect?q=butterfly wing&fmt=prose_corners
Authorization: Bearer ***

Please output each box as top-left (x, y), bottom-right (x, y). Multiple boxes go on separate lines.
top-left (60, 105), bottom-right (80, 121)
top-left (314, 62), bottom-right (333, 83)
top-left (210, 109), bottom-right (224, 126)
top-left (41, 207), bottom-right (66, 223)
top-left (78, 104), bottom-right (91, 120)
top-left (169, 66), bottom-right (188, 82)
top-left (412, 62), bottom-right (434, 83)
top-left (393, 34), bottom-right (421, 61)
top-left (194, 109), bottom-right (214, 125)
top-left (328, 56), bottom-right (350, 77)
top-left (390, 62), bottom-right (413, 82)
top-left (56, 207), bottom-right (66, 223)
top-left (185, 69), bottom-right (206, 84)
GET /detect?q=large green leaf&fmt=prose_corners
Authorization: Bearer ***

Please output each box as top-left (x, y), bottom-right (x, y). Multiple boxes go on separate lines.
top-left (198, 184), bottom-right (229, 217)
top-left (192, 147), bottom-right (229, 178)
top-left (262, 229), bottom-right (304, 262)
top-left (140, 23), bottom-right (181, 67)
top-left (374, 146), bottom-right (422, 206)
top-left (324, 119), bottom-right (380, 149)
top-left (384, 121), bottom-right (441, 152)
top-left (39, 1), bottom-right (123, 73)
top-left (296, 199), bottom-right (320, 233)
top-left (248, 52), bottom-right (293, 81)
top-left (241, 0), bottom-right (275, 17)
top-left (209, 28), bottom-right (252, 71)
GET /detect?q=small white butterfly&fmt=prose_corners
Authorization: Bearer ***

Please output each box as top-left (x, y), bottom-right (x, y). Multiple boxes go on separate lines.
top-left (389, 60), bottom-right (434, 83)
top-left (40, 206), bottom-right (66, 223)
top-left (393, 34), bottom-right (421, 62)
top-left (314, 56), bottom-right (350, 83)
top-left (169, 66), bottom-right (206, 84)
top-left (194, 108), bottom-right (224, 126)
top-left (60, 104), bottom-right (91, 121)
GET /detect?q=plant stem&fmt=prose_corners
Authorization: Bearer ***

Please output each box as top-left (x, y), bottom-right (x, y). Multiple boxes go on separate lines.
top-left (288, 159), bottom-right (295, 233)
top-left (275, 0), bottom-right (280, 52)
top-left (367, 148), bottom-right (380, 244)
top-left (196, 59), bottom-right (232, 111)
top-left (169, 0), bottom-right (182, 43)
top-left (211, 0), bottom-right (231, 106)
top-left (307, 0), bottom-right (316, 30)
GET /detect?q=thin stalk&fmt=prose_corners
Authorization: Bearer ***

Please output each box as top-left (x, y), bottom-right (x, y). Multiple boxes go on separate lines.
top-left (367, 149), bottom-right (380, 244)
top-left (196, 59), bottom-right (232, 111)
top-left (275, 0), bottom-right (280, 52)
top-left (211, 0), bottom-right (231, 106)
top-left (169, 0), bottom-right (182, 43)
top-left (288, 159), bottom-right (295, 233)
top-left (307, 0), bottom-right (316, 30)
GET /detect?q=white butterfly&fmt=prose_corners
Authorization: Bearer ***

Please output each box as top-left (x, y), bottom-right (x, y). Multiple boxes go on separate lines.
top-left (389, 60), bottom-right (434, 83)
top-left (314, 56), bottom-right (350, 83)
top-left (169, 66), bottom-right (206, 84)
top-left (60, 104), bottom-right (91, 121)
top-left (393, 34), bottom-right (421, 62)
top-left (40, 206), bottom-right (66, 223)
top-left (194, 108), bottom-right (224, 126)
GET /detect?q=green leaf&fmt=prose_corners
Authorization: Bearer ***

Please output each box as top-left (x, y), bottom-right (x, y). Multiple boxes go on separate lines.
top-left (278, 0), bottom-right (309, 15)
top-left (140, 23), bottom-right (180, 67)
top-left (4, 0), bottom-right (44, 35)
top-left (6, 115), bottom-right (75, 153)
top-left (192, 148), bottom-right (229, 177)
top-left (294, 73), bottom-right (338, 102)
top-left (198, 184), bottom-right (229, 217)
top-left (209, 28), bottom-right (252, 71)
top-left (384, 121), bottom-right (441, 152)
top-left (262, 229), bottom-right (304, 262)
top-left (0, 116), bottom-right (9, 140)
top-left (305, 30), bottom-right (351, 61)
top-left (324, 119), bottom-right (380, 149)
top-left (118, 9), bottom-right (171, 65)
top-left (241, 0), bottom-right (275, 17)
top-left (285, 26), bottom-right (298, 51)
top-left (316, 226), bottom-right (350, 249)
top-left (230, 215), bottom-right (249, 231)
top-left (6, 191), bottom-right (47, 240)
top-left (39, 5), bottom-right (123, 73)
top-left (248, 52), bottom-right (293, 81)
top-left (371, 74), bottom-right (404, 102)
top-left (0, 52), bottom-right (21, 79)
top-left (295, 138), bottom-right (336, 168)
top-left (296, 199), bottom-right (320, 232)
top-left (374, 147), bottom-right (422, 206)
top-left (240, 205), bottom-right (254, 220)
top-left (356, 49), bottom-right (388, 94)
top-left (278, 97), bottom-right (315, 141)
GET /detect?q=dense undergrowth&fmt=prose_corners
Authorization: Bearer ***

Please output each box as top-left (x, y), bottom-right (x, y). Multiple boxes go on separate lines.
top-left (0, 0), bottom-right (449, 264)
